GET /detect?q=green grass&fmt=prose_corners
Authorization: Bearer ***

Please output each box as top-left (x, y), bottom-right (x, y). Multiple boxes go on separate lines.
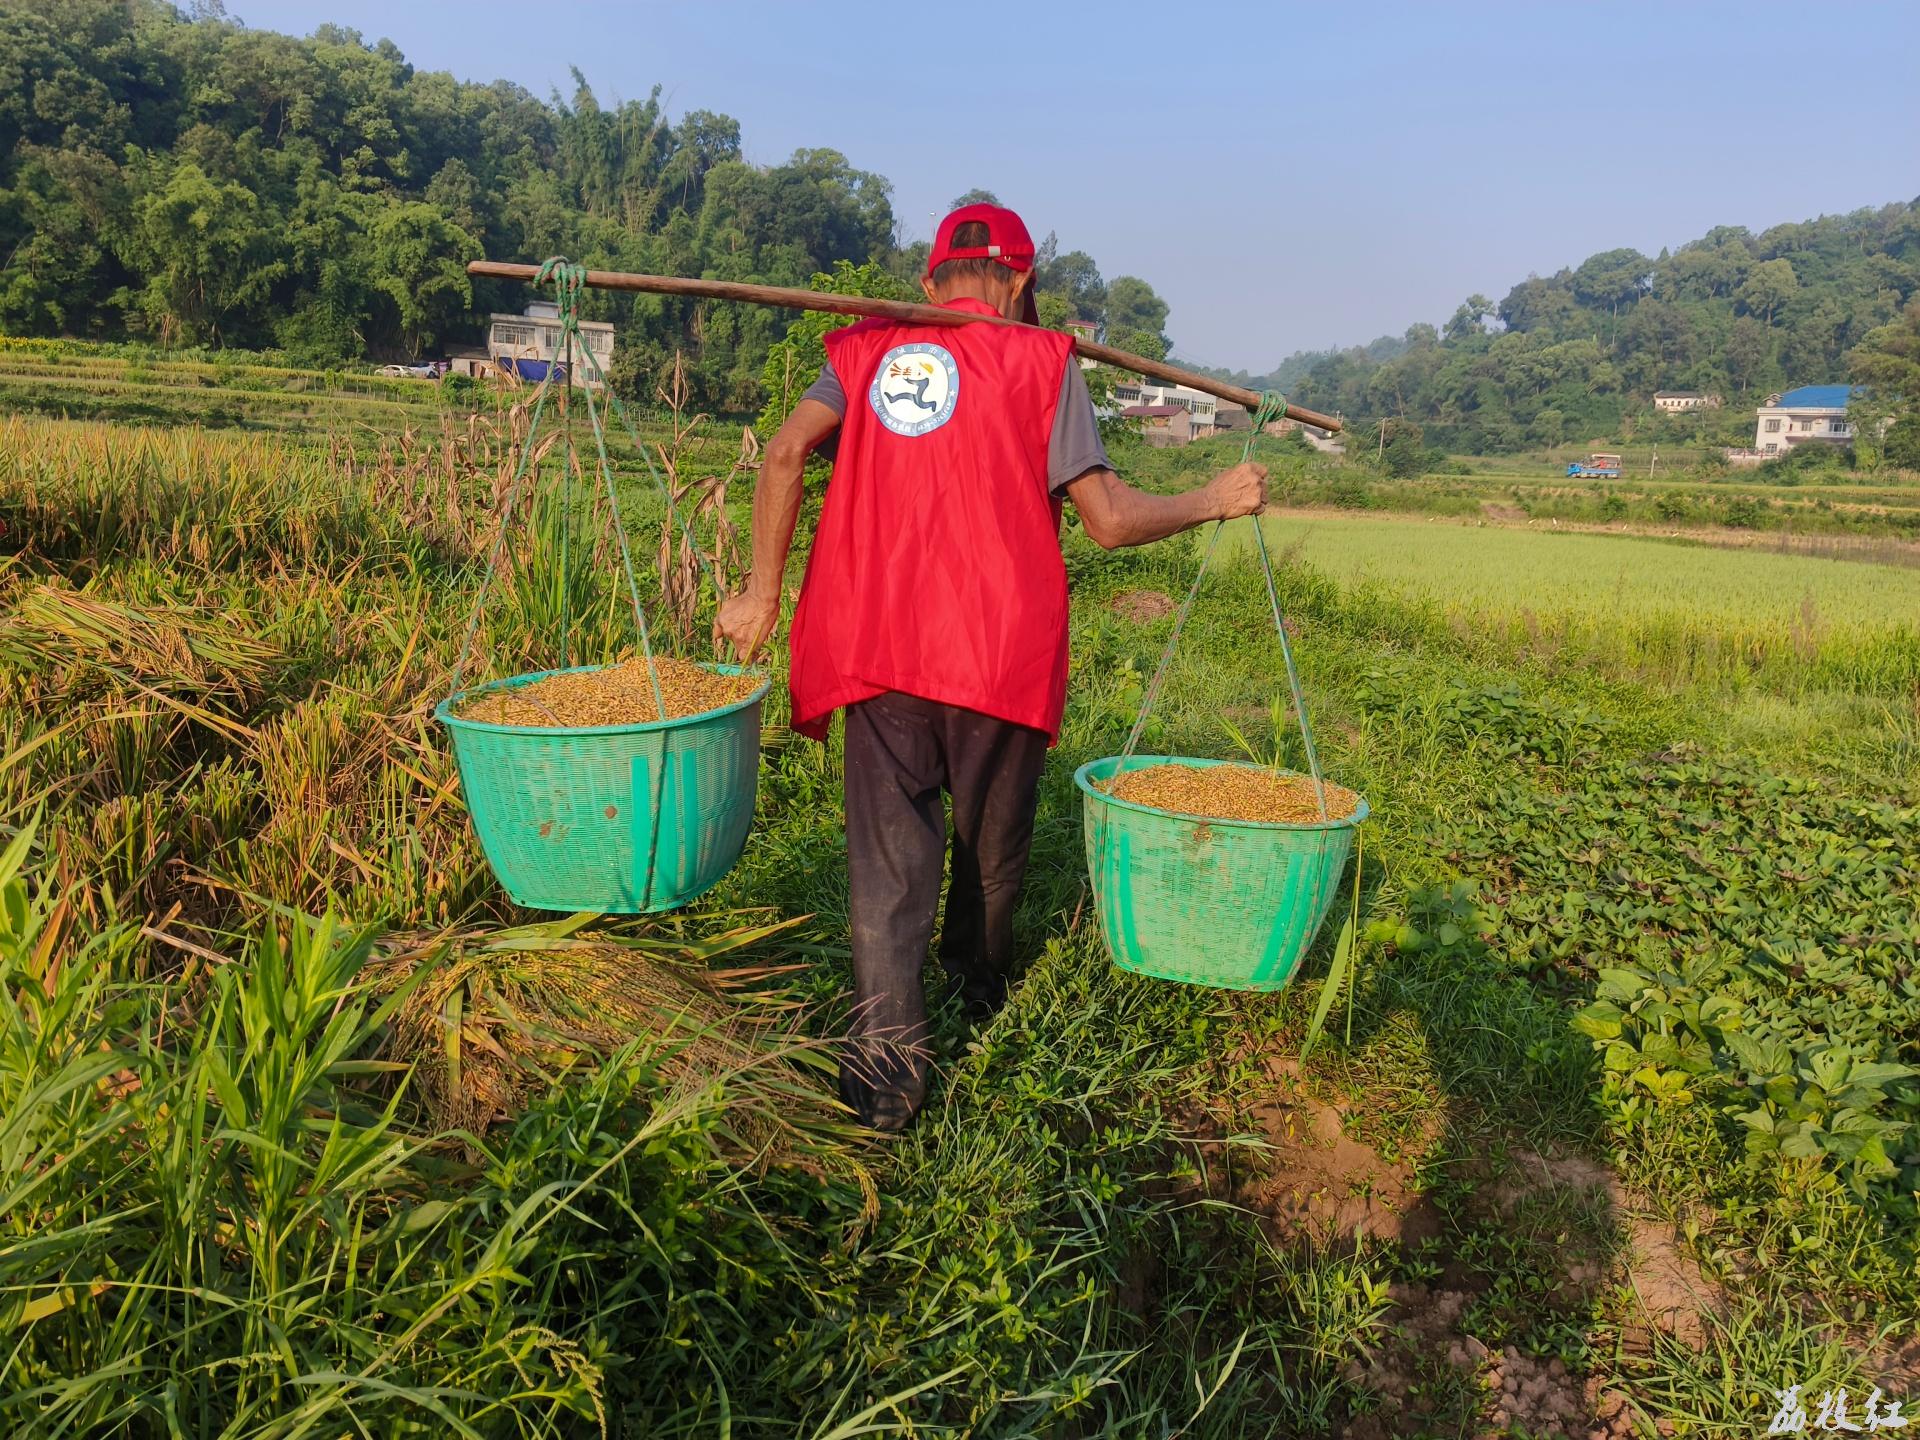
top-left (1232, 510), bottom-right (1920, 697)
top-left (1251, 512), bottom-right (1920, 627)
top-left (1, 409), bottom-right (1915, 1435)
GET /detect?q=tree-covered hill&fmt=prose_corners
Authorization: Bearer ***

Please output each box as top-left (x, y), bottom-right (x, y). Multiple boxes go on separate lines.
top-left (1261, 206), bottom-right (1920, 452)
top-left (0, 1), bottom-right (1169, 410)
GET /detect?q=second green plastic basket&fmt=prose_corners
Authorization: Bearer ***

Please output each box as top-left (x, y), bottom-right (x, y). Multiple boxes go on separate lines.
top-left (437, 662), bottom-right (769, 914)
top-left (1075, 755), bottom-right (1366, 991)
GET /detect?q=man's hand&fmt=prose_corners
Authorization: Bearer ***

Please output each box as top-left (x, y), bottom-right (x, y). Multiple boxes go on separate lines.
top-left (713, 586), bottom-right (780, 663)
top-left (1204, 461), bottom-right (1269, 521)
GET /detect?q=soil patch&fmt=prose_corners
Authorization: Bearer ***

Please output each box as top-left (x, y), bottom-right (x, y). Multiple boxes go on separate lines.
top-left (1109, 588), bottom-right (1175, 623)
top-left (1244, 1085), bottom-right (1442, 1247)
top-left (1343, 1287), bottom-right (1636, 1440)
top-left (1622, 1214), bottom-right (1718, 1348)
top-left (1104, 764), bottom-right (1363, 825)
top-left (456, 656), bottom-right (758, 727)
top-left (1489, 1148), bottom-right (1722, 1350)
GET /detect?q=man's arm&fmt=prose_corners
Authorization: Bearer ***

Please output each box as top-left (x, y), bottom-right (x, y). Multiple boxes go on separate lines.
top-left (1065, 462), bottom-right (1267, 550)
top-left (713, 397), bottom-right (841, 660)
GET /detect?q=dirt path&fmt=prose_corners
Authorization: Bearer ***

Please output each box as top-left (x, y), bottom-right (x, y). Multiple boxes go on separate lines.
top-left (1266, 505), bottom-right (1920, 568)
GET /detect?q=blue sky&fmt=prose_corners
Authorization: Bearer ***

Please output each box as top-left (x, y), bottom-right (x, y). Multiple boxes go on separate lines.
top-left (238, 0), bottom-right (1920, 372)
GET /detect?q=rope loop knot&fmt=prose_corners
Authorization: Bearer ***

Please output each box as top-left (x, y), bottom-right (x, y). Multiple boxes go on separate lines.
top-left (1253, 391), bottom-right (1288, 437)
top-left (533, 256), bottom-right (588, 327)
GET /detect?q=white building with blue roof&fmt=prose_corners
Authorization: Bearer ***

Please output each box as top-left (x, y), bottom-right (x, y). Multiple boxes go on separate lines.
top-left (1753, 384), bottom-right (1862, 453)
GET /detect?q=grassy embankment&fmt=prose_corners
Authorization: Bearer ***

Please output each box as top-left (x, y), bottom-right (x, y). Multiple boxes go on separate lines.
top-left (1131, 431), bottom-right (1920, 546)
top-left (0, 335), bottom-right (479, 438)
top-left (0, 410), bottom-right (1914, 1436)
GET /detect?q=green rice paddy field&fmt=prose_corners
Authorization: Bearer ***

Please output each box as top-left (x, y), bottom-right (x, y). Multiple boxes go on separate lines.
top-left (1237, 511), bottom-right (1920, 699)
top-left (1254, 511), bottom-right (1920, 627)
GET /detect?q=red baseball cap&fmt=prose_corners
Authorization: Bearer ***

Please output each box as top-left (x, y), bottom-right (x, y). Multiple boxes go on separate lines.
top-left (927, 203), bottom-right (1041, 324)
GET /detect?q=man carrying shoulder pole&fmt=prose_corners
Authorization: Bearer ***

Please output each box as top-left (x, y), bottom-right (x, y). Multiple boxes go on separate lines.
top-left (715, 203), bottom-right (1266, 1132)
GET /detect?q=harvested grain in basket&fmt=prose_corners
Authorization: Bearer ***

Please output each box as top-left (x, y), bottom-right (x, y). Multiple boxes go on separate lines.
top-left (456, 656), bottom-right (758, 728)
top-left (1104, 764), bottom-right (1362, 825)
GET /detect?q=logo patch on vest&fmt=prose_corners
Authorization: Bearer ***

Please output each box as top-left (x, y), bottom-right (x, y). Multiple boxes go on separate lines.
top-left (869, 343), bottom-right (959, 437)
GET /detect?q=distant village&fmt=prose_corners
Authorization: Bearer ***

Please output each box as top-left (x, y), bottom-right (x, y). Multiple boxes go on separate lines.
top-left (419, 300), bottom-right (1865, 465)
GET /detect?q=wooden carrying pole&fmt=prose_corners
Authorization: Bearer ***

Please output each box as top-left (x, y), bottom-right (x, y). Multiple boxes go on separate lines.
top-left (468, 259), bottom-right (1342, 434)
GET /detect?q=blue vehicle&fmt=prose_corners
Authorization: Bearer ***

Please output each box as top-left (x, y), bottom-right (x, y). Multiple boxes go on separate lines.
top-left (1565, 452), bottom-right (1622, 478)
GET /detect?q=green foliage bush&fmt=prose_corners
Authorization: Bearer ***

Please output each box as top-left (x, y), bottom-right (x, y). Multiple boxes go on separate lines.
top-left (1326, 475), bottom-right (1373, 509)
top-left (1885, 415), bottom-right (1920, 470)
top-left (1354, 673), bottom-right (1920, 1234)
top-left (755, 261), bottom-right (916, 436)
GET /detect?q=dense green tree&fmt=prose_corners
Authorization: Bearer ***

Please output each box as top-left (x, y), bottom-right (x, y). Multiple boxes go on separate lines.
top-left (1497, 274), bottom-right (1577, 334)
top-left (1572, 247), bottom-right (1651, 319)
top-left (1724, 316), bottom-right (1771, 394)
top-left (1850, 300), bottom-right (1920, 401)
top-left (947, 187), bottom-right (999, 209)
top-left (1885, 415), bottom-right (1920, 469)
top-left (1107, 327), bottom-right (1167, 362)
top-left (1033, 291), bottom-right (1074, 331)
top-left (1849, 300), bottom-right (1920, 469)
top-left (126, 160), bottom-right (285, 343)
top-left (1444, 294), bottom-right (1494, 342)
top-left (754, 259), bottom-right (917, 435)
top-left (3, 2), bottom-right (1064, 409)
top-left (1738, 257), bottom-right (1799, 328)
top-left (1104, 275), bottom-right (1168, 348)
top-left (1036, 247), bottom-right (1105, 322)
top-left (1364, 417), bottom-right (1427, 477)
top-left (0, 144), bottom-right (127, 333)
top-left (4, 0), bottom-right (1910, 443)
top-left (365, 200), bottom-right (478, 354)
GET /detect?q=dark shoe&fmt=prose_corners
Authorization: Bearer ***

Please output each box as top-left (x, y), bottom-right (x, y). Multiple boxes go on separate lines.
top-left (938, 967), bottom-right (1006, 1025)
top-left (839, 1063), bottom-right (920, 1134)
top-left (959, 991), bottom-right (1001, 1025)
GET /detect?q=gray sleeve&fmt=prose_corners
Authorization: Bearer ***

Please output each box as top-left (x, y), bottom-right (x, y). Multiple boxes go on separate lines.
top-left (1048, 361), bottom-right (1112, 496)
top-left (801, 359), bottom-right (846, 416)
top-left (796, 360), bottom-right (843, 463)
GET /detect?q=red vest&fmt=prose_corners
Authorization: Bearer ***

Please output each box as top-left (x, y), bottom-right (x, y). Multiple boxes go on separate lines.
top-left (788, 298), bottom-right (1077, 742)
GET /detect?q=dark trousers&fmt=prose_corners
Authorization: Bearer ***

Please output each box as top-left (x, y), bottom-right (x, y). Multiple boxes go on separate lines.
top-left (839, 693), bottom-right (1050, 1131)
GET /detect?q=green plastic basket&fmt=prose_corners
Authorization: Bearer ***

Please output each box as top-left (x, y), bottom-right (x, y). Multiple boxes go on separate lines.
top-left (1075, 755), bottom-right (1367, 991)
top-left (437, 662), bottom-right (769, 914)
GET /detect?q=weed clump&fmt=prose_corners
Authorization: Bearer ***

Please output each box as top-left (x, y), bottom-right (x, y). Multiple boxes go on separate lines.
top-left (456, 655), bottom-right (758, 727)
top-left (1106, 763), bottom-right (1363, 824)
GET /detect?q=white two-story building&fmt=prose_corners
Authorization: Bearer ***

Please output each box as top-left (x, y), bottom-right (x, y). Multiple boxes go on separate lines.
top-left (1753, 385), bottom-right (1860, 454)
top-left (1107, 380), bottom-right (1219, 438)
top-left (486, 300), bottom-right (615, 389)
